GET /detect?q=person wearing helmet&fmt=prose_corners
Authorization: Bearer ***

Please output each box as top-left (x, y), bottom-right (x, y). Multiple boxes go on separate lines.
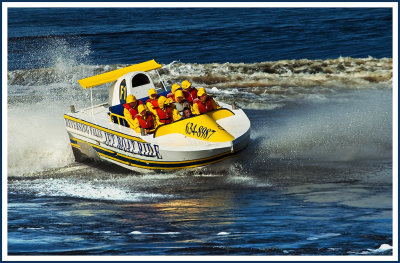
top-left (181, 80), bottom-right (198, 104)
top-left (153, 96), bottom-right (181, 126)
top-left (173, 89), bottom-right (192, 115)
top-left (167, 83), bottom-right (181, 102)
top-left (192, 87), bottom-right (220, 115)
top-left (146, 88), bottom-right (159, 114)
top-left (132, 104), bottom-right (156, 134)
top-left (123, 94), bottom-right (144, 128)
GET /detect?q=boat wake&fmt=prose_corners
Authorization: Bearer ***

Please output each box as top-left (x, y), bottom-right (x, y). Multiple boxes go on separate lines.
top-left (8, 175), bottom-right (176, 203)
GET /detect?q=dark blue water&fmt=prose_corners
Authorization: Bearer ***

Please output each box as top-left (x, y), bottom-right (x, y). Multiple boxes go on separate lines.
top-left (8, 8), bottom-right (392, 70)
top-left (7, 159), bottom-right (393, 255)
top-left (6, 7), bottom-right (394, 257)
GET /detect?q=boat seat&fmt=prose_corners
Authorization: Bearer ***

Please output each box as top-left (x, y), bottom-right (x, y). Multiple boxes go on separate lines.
top-left (109, 104), bottom-right (129, 127)
top-left (108, 98), bottom-right (147, 127)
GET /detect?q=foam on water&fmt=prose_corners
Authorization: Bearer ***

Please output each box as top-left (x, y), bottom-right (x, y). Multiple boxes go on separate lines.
top-left (129, 231), bottom-right (143, 235)
top-left (349, 244), bottom-right (393, 255)
top-left (307, 233), bottom-right (341, 241)
top-left (226, 175), bottom-right (272, 188)
top-left (8, 177), bottom-right (174, 202)
top-left (9, 57), bottom-right (392, 90)
top-left (217, 232), bottom-right (230, 236)
top-left (163, 57), bottom-right (392, 91)
top-left (129, 231), bottom-right (181, 235)
top-left (373, 244), bottom-right (393, 252)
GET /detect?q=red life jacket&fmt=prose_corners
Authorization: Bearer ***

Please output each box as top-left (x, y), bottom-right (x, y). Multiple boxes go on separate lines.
top-left (166, 92), bottom-right (176, 102)
top-left (123, 103), bottom-right (139, 119)
top-left (195, 97), bottom-right (214, 114)
top-left (123, 101), bottom-right (143, 118)
top-left (134, 113), bottom-right (155, 129)
top-left (154, 106), bottom-right (173, 124)
top-left (183, 87), bottom-right (198, 103)
top-left (146, 98), bottom-right (159, 108)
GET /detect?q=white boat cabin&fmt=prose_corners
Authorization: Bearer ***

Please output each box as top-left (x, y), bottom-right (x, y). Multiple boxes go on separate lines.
top-left (109, 71), bottom-right (166, 107)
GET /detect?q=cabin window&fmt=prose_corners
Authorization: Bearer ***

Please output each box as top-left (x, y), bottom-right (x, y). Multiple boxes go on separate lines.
top-left (132, 73), bottom-right (150, 88)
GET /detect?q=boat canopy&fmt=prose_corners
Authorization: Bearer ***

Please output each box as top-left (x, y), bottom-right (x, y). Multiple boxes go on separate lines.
top-left (78, 59), bottom-right (162, 89)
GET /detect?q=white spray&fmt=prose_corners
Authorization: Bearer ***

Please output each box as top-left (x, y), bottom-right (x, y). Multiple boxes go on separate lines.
top-left (254, 90), bottom-right (392, 161)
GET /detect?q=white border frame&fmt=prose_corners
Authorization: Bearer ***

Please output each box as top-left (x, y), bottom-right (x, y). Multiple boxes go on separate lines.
top-left (2, 2), bottom-right (398, 262)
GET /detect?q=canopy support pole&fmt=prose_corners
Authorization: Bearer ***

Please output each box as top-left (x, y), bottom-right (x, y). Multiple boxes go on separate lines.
top-left (90, 88), bottom-right (95, 120)
top-left (156, 69), bottom-right (168, 92)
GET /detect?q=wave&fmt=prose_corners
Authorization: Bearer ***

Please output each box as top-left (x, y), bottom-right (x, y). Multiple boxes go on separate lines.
top-left (8, 56), bottom-right (392, 88)
top-left (165, 56), bottom-right (392, 89)
top-left (7, 56), bottom-right (392, 111)
top-left (349, 244), bottom-right (393, 255)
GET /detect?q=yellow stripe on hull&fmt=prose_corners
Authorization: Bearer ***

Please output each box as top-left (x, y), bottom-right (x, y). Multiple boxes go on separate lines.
top-left (99, 150), bottom-right (234, 170)
top-left (98, 152), bottom-right (130, 166)
top-left (70, 142), bottom-right (80, 148)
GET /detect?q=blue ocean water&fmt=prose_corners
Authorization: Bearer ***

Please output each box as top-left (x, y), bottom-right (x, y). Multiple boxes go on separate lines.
top-left (8, 8), bottom-right (392, 70)
top-left (6, 7), bottom-right (394, 257)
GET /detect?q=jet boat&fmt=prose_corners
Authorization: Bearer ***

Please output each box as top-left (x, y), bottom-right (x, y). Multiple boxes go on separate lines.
top-left (64, 59), bottom-right (250, 172)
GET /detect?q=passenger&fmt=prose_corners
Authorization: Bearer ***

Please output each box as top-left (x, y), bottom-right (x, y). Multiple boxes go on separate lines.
top-left (133, 104), bottom-right (156, 134)
top-left (153, 96), bottom-right (181, 126)
top-left (173, 90), bottom-right (192, 115)
top-left (165, 97), bottom-right (182, 121)
top-left (123, 94), bottom-right (143, 128)
top-left (146, 88), bottom-right (159, 114)
top-left (192, 87), bottom-right (221, 115)
top-left (181, 107), bottom-right (195, 119)
top-left (181, 80), bottom-right (198, 104)
top-left (166, 83), bottom-right (181, 102)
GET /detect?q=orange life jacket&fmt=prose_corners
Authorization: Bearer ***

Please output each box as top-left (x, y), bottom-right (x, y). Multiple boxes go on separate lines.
top-left (183, 87), bottom-right (198, 103)
top-left (166, 92), bottom-right (176, 102)
top-left (123, 103), bottom-right (138, 118)
top-left (154, 106), bottom-right (173, 124)
top-left (195, 97), bottom-right (214, 114)
top-left (135, 113), bottom-right (155, 129)
top-left (146, 98), bottom-right (159, 108)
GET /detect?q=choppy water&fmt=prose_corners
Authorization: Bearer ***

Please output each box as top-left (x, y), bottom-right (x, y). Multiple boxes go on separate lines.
top-left (6, 6), bottom-right (394, 257)
top-left (7, 159), bottom-right (393, 255)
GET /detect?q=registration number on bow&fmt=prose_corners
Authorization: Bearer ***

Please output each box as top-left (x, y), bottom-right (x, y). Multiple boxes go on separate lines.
top-left (185, 122), bottom-right (216, 140)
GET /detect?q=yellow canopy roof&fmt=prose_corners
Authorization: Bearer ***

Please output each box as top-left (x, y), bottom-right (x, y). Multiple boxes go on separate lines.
top-left (78, 59), bottom-right (162, 89)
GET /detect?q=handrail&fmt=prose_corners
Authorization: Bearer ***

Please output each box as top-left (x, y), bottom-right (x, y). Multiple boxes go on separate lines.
top-left (109, 112), bottom-right (128, 126)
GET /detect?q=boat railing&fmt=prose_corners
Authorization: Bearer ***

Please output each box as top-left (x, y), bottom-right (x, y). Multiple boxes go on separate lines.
top-left (109, 112), bottom-right (129, 127)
